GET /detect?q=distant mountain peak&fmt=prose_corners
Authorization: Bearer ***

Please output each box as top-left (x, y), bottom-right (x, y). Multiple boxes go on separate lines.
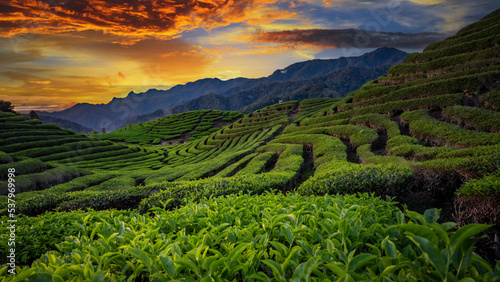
top-left (43, 47), bottom-right (407, 131)
top-left (268, 47), bottom-right (406, 82)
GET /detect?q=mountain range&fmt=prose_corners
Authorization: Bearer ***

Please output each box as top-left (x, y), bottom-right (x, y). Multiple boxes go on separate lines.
top-left (37, 114), bottom-right (92, 134)
top-left (41, 47), bottom-right (407, 132)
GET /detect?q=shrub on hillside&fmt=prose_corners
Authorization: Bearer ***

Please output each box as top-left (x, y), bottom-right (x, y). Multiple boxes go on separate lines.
top-left (0, 152), bottom-right (13, 164)
top-left (479, 91), bottom-right (500, 111)
top-left (297, 163), bottom-right (413, 197)
top-left (0, 158), bottom-right (47, 180)
top-left (454, 170), bottom-right (500, 258)
top-left (442, 105), bottom-right (500, 132)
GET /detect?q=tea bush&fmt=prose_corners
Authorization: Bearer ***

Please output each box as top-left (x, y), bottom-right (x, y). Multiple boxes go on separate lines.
top-left (2, 193), bottom-right (497, 281)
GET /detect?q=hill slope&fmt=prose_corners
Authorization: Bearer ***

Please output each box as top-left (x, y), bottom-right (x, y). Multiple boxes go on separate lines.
top-left (38, 114), bottom-right (92, 134)
top-left (96, 110), bottom-right (242, 145)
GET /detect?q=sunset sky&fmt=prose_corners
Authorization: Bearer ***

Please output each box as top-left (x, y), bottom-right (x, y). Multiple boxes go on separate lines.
top-left (1, 0), bottom-right (499, 112)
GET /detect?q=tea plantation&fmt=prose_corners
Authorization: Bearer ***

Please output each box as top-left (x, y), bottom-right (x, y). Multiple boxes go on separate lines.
top-left (0, 9), bottom-right (499, 281)
top-left (95, 110), bottom-right (243, 145)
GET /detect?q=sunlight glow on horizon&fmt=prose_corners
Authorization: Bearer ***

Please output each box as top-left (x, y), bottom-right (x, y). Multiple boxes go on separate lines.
top-left (1, 0), bottom-right (499, 112)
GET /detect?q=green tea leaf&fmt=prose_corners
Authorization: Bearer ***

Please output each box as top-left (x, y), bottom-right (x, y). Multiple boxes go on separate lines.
top-left (407, 235), bottom-right (446, 279)
top-left (382, 237), bottom-right (397, 259)
top-left (11, 269), bottom-right (36, 282)
top-left (159, 256), bottom-right (176, 278)
top-left (272, 214), bottom-right (289, 228)
top-left (175, 257), bottom-right (200, 277)
top-left (281, 225), bottom-right (294, 246)
top-left (128, 248), bottom-right (153, 272)
top-left (347, 253), bottom-right (376, 272)
top-left (423, 209), bottom-right (440, 224)
top-left (227, 242), bottom-right (251, 267)
top-left (262, 259), bottom-right (285, 281)
top-left (450, 224), bottom-right (491, 254)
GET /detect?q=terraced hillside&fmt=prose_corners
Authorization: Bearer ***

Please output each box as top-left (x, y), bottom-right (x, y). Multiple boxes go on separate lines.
top-left (97, 110), bottom-right (242, 145)
top-left (1, 9), bottom-right (500, 281)
top-left (0, 111), bottom-right (168, 199)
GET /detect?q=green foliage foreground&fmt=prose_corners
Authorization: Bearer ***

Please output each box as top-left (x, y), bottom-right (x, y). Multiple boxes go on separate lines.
top-left (1, 193), bottom-right (498, 281)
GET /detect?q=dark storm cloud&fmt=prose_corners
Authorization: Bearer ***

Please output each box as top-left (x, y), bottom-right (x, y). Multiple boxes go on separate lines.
top-left (252, 28), bottom-right (449, 49)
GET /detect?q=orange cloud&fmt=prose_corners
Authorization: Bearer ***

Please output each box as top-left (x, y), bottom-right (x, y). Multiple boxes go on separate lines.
top-left (0, 0), bottom-right (281, 42)
top-left (0, 33), bottom-right (216, 112)
top-left (202, 46), bottom-right (241, 55)
top-left (247, 10), bottom-right (298, 25)
top-left (249, 47), bottom-right (284, 55)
